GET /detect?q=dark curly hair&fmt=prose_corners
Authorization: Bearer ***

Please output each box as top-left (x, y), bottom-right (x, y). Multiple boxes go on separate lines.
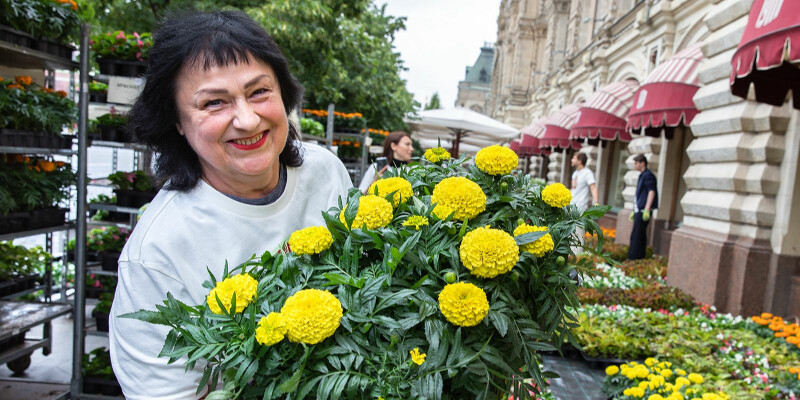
top-left (128, 10), bottom-right (304, 191)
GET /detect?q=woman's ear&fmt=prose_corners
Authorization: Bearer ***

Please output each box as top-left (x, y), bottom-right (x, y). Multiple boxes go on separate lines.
top-left (176, 123), bottom-right (185, 136)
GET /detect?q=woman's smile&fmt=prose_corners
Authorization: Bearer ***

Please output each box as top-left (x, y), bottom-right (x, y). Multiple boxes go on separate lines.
top-left (230, 129), bottom-right (269, 150)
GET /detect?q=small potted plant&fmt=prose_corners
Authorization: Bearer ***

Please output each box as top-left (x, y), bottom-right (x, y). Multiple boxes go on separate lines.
top-left (86, 226), bottom-right (129, 271)
top-left (91, 31), bottom-right (152, 77)
top-left (0, 156), bottom-right (75, 234)
top-left (108, 170), bottom-right (157, 208)
top-left (0, 241), bottom-right (49, 297)
top-left (88, 81), bottom-right (108, 103)
top-left (0, 77), bottom-right (76, 148)
top-left (82, 347), bottom-right (121, 396)
top-left (85, 273), bottom-right (116, 299)
top-left (91, 292), bottom-right (113, 332)
top-left (89, 193), bottom-right (127, 222)
top-left (0, 0), bottom-right (84, 58)
top-left (95, 110), bottom-right (128, 142)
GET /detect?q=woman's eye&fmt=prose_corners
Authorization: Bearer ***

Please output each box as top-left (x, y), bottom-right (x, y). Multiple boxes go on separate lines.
top-left (204, 99), bottom-right (222, 108)
top-left (252, 88), bottom-right (270, 97)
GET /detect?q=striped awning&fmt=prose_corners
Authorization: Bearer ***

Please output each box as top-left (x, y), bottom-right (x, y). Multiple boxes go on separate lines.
top-left (540, 104), bottom-right (582, 150)
top-left (510, 139), bottom-right (521, 154)
top-left (519, 119), bottom-right (546, 155)
top-left (627, 44), bottom-right (704, 139)
top-left (571, 80), bottom-right (638, 143)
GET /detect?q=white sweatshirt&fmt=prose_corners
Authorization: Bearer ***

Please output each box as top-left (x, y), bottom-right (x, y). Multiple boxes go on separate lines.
top-left (109, 143), bottom-right (352, 399)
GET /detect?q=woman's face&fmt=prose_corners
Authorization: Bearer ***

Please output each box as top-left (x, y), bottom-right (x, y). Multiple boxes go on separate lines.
top-left (174, 57), bottom-right (288, 191)
top-left (391, 136), bottom-right (414, 161)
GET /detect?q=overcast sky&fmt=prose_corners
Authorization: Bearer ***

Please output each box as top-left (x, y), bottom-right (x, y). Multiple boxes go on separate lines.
top-left (380, 0), bottom-right (501, 109)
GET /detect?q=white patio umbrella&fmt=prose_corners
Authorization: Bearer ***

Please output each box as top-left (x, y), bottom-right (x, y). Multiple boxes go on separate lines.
top-left (416, 138), bottom-right (483, 154)
top-left (405, 108), bottom-right (519, 156)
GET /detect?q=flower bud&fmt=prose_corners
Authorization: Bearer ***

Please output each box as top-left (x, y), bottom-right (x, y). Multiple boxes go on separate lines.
top-left (500, 182), bottom-right (508, 190)
top-left (447, 226), bottom-right (457, 235)
top-left (444, 272), bottom-right (457, 284)
top-left (556, 256), bottom-right (565, 266)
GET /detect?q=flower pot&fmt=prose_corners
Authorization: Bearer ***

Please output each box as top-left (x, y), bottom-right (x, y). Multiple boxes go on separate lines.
top-left (114, 189), bottom-right (156, 208)
top-left (89, 92), bottom-right (108, 103)
top-left (66, 251), bottom-right (100, 263)
top-left (83, 376), bottom-right (121, 396)
top-left (0, 25), bottom-right (35, 50)
top-left (34, 38), bottom-right (74, 59)
top-left (27, 208), bottom-right (67, 230)
top-left (92, 310), bottom-right (110, 332)
top-left (100, 251), bottom-right (120, 272)
top-left (0, 211), bottom-right (29, 235)
top-left (85, 286), bottom-right (113, 299)
top-left (99, 125), bottom-right (128, 143)
top-left (96, 58), bottom-right (146, 78)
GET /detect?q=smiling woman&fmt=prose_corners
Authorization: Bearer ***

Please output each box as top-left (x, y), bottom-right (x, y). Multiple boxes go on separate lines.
top-left (108, 11), bottom-right (353, 399)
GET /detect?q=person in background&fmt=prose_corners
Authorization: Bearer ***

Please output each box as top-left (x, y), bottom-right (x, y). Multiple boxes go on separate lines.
top-left (628, 154), bottom-right (658, 260)
top-left (358, 131), bottom-right (413, 193)
top-left (570, 152), bottom-right (598, 250)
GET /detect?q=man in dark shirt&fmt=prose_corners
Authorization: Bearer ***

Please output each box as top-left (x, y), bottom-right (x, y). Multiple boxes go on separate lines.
top-left (628, 154), bottom-right (658, 260)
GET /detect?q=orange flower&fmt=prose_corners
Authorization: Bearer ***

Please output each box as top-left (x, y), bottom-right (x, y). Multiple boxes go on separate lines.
top-left (55, 161), bottom-right (66, 167)
top-left (37, 161), bottom-right (56, 172)
top-left (7, 84), bottom-right (23, 90)
top-left (42, 87), bottom-right (54, 93)
top-left (790, 367), bottom-right (800, 374)
top-left (69, 0), bottom-right (77, 10)
top-left (56, 90), bottom-right (67, 98)
top-left (762, 313), bottom-right (773, 319)
top-left (15, 76), bottom-right (32, 85)
top-left (788, 337), bottom-right (800, 345)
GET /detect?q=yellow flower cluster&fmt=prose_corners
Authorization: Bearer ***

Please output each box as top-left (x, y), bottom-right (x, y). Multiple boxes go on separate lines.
top-left (431, 177), bottom-right (486, 221)
top-left (402, 215), bottom-right (429, 230)
top-left (475, 145), bottom-right (518, 175)
top-left (541, 183), bottom-right (572, 208)
top-left (206, 274), bottom-right (258, 314)
top-left (255, 312), bottom-right (286, 346)
top-left (280, 289), bottom-right (343, 344)
top-left (513, 224), bottom-right (554, 257)
top-left (368, 177), bottom-right (413, 207)
top-left (424, 147), bottom-right (451, 163)
top-left (438, 282), bottom-right (489, 327)
top-left (409, 348), bottom-right (426, 365)
top-left (610, 359), bottom-right (724, 400)
top-left (459, 227), bottom-right (519, 278)
top-left (288, 226), bottom-right (333, 255)
top-left (339, 195), bottom-right (394, 230)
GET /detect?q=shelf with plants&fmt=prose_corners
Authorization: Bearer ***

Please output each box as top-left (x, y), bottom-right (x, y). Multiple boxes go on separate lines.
top-left (67, 226), bottom-right (129, 273)
top-left (0, 300), bottom-right (72, 369)
top-left (90, 30), bottom-right (151, 78)
top-left (1, 76), bottom-right (78, 149)
top-left (82, 347), bottom-right (122, 397)
top-left (0, 241), bottom-right (53, 299)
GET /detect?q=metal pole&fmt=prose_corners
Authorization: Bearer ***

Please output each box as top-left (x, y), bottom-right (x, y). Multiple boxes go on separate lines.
top-left (326, 103), bottom-right (335, 150)
top-left (71, 22), bottom-right (90, 398)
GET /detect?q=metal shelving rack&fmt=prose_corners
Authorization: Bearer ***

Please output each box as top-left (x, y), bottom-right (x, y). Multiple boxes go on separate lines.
top-left (300, 103), bottom-right (369, 185)
top-left (0, 22), bottom-right (86, 395)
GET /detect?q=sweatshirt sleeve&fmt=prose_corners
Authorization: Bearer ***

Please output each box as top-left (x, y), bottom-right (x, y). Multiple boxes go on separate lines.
top-left (358, 164), bottom-right (377, 193)
top-left (109, 260), bottom-right (207, 400)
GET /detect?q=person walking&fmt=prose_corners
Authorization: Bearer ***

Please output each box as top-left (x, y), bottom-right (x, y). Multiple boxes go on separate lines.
top-left (628, 154), bottom-right (658, 260)
top-left (570, 153), bottom-right (598, 251)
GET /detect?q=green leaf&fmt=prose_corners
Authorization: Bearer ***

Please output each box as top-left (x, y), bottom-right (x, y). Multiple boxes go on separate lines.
top-left (514, 230), bottom-right (547, 246)
top-left (118, 309), bottom-right (171, 326)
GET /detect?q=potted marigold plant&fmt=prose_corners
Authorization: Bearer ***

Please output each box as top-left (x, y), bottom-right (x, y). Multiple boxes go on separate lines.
top-left (0, 0), bottom-right (90, 58)
top-left (126, 145), bottom-right (610, 399)
top-left (0, 76), bottom-right (76, 148)
top-left (0, 156), bottom-right (74, 233)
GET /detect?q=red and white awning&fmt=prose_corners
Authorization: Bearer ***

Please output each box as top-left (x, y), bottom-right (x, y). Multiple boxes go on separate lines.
top-left (627, 44), bottom-right (704, 139)
top-left (510, 139), bottom-right (521, 154)
top-left (571, 80), bottom-right (638, 143)
top-left (731, 0), bottom-right (800, 108)
top-left (540, 104), bottom-right (582, 150)
top-left (519, 119), bottom-right (546, 155)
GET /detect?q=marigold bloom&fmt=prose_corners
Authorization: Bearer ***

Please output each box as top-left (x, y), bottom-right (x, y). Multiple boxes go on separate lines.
top-left (339, 195), bottom-right (393, 230)
top-left (15, 76), bottom-right (32, 85)
top-left (424, 147), bottom-right (451, 163)
top-left (288, 226), bottom-right (333, 255)
top-left (280, 289), bottom-right (342, 344)
top-left (438, 282), bottom-right (489, 327)
top-left (541, 183), bottom-right (572, 208)
top-left (409, 348), bottom-right (426, 365)
top-left (255, 312), bottom-right (286, 346)
top-left (368, 177), bottom-right (413, 207)
top-left (7, 84), bottom-right (23, 90)
top-left (687, 373), bottom-right (703, 384)
top-left (402, 215), bottom-right (429, 230)
top-left (475, 145), bottom-right (518, 175)
top-left (459, 226), bottom-right (519, 278)
top-left (56, 90), bottom-right (68, 98)
top-left (431, 177), bottom-right (486, 221)
top-left (206, 274), bottom-right (258, 314)
top-left (513, 223), bottom-right (554, 257)
top-left (605, 365), bottom-right (619, 375)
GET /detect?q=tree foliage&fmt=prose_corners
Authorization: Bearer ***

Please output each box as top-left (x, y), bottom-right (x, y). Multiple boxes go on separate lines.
top-left (424, 92), bottom-right (441, 110)
top-left (86, 0), bottom-right (416, 131)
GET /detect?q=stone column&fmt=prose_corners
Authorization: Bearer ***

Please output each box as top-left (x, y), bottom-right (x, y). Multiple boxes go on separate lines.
top-left (547, 151), bottom-right (563, 184)
top-left (666, 0), bottom-right (796, 316)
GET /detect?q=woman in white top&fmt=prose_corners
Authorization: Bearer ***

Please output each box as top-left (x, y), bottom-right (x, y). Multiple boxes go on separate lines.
top-left (108, 11), bottom-right (352, 399)
top-left (358, 131), bottom-right (414, 193)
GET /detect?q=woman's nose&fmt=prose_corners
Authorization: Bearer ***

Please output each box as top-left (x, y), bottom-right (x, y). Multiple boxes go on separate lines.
top-left (232, 100), bottom-right (260, 131)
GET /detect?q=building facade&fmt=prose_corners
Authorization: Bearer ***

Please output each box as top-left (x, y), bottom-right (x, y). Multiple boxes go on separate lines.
top-left (489, 0), bottom-right (800, 317)
top-left (455, 43), bottom-right (496, 114)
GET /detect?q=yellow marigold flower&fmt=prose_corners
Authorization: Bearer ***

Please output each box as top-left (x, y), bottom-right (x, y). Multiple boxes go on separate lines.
top-left (605, 365), bottom-right (619, 376)
top-left (513, 223), bottom-right (554, 257)
top-left (255, 312), bottom-right (287, 346)
top-left (687, 373), bottom-right (703, 384)
top-left (403, 215), bottom-right (429, 230)
top-left (206, 274), bottom-right (258, 314)
top-left (280, 289), bottom-right (343, 344)
top-left (288, 226), bottom-right (333, 255)
top-left (459, 226), bottom-right (519, 278)
top-left (438, 282), bottom-right (489, 327)
top-left (675, 377), bottom-right (691, 387)
top-left (475, 145), bottom-right (518, 175)
top-left (675, 368), bottom-right (687, 376)
top-left (668, 394), bottom-right (684, 400)
top-left (541, 183), bottom-right (572, 208)
top-left (409, 348), bottom-right (426, 365)
top-left (339, 195), bottom-right (393, 230)
top-left (431, 177), bottom-right (486, 221)
top-left (636, 366), bottom-right (649, 379)
top-left (645, 357), bottom-right (657, 367)
top-left (660, 369), bottom-right (673, 378)
top-left (425, 147), bottom-right (451, 163)
top-left (629, 387), bottom-right (645, 398)
top-left (648, 395), bottom-right (664, 400)
top-left (368, 177), bottom-right (413, 207)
